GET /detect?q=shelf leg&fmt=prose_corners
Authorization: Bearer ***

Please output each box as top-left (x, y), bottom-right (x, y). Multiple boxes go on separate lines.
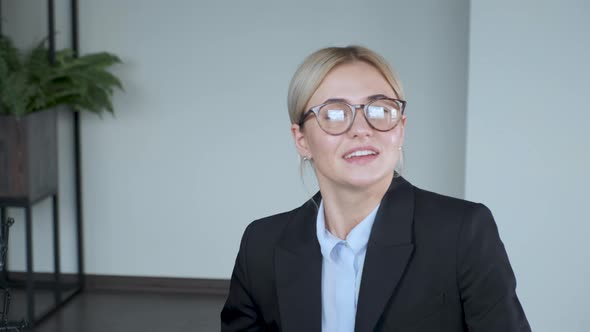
top-left (0, 207), bottom-right (7, 281)
top-left (52, 195), bottom-right (62, 304)
top-left (25, 206), bottom-right (35, 325)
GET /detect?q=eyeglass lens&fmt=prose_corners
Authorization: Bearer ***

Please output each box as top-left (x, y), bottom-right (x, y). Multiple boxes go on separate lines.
top-left (317, 99), bottom-right (402, 134)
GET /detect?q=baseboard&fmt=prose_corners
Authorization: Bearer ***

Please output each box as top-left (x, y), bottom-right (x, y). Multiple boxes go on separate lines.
top-left (8, 272), bottom-right (230, 296)
top-left (86, 274), bottom-right (230, 296)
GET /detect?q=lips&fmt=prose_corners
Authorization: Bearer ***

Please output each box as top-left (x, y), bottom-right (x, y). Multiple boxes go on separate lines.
top-left (343, 146), bottom-right (379, 159)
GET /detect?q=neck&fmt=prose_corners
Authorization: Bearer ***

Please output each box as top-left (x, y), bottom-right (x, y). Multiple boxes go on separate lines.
top-left (318, 174), bottom-right (393, 240)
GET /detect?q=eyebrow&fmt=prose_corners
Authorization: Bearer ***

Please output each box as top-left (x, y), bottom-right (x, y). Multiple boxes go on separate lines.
top-left (322, 94), bottom-right (391, 104)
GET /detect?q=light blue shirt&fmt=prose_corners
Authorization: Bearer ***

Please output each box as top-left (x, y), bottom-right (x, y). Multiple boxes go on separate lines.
top-left (315, 200), bottom-right (380, 332)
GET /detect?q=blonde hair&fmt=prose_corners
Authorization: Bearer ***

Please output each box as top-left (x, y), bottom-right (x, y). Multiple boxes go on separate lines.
top-left (287, 45), bottom-right (405, 124)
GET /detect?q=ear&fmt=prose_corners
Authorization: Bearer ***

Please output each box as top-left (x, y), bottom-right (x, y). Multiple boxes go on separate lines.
top-left (291, 124), bottom-right (312, 159)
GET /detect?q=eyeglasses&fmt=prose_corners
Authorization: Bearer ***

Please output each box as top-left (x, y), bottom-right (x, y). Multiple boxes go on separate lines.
top-left (298, 97), bottom-right (406, 135)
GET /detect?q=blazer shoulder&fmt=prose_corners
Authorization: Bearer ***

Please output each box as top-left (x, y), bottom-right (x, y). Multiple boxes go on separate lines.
top-left (244, 201), bottom-right (309, 242)
top-left (412, 186), bottom-right (491, 231)
top-left (413, 186), bottom-right (482, 213)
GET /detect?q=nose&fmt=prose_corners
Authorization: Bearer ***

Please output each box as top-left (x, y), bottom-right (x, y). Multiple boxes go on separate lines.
top-left (347, 106), bottom-right (372, 137)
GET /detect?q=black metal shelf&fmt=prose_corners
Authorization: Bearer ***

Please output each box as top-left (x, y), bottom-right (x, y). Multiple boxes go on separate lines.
top-left (0, 0), bottom-right (84, 329)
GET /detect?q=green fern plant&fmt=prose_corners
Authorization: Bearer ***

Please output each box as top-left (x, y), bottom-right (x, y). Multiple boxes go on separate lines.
top-left (0, 35), bottom-right (122, 117)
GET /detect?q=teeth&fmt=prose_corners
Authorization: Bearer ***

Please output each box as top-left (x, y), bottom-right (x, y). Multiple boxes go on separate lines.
top-left (345, 150), bottom-right (377, 159)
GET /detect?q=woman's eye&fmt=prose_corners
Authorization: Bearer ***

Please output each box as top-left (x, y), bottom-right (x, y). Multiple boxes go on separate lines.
top-left (367, 106), bottom-right (386, 119)
top-left (325, 109), bottom-right (346, 121)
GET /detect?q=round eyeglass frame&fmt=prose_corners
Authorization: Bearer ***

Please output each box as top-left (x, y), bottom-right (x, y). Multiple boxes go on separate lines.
top-left (298, 97), bottom-right (407, 135)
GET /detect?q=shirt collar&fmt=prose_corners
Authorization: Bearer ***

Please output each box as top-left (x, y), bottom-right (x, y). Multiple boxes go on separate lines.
top-left (315, 199), bottom-right (380, 259)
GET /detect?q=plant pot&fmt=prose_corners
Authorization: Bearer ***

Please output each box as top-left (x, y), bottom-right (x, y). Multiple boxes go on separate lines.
top-left (0, 110), bottom-right (58, 204)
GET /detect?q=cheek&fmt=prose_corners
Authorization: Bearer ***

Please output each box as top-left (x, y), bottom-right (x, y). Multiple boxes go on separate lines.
top-left (387, 127), bottom-right (404, 146)
top-left (307, 132), bottom-right (341, 160)
top-left (379, 129), bottom-right (403, 148)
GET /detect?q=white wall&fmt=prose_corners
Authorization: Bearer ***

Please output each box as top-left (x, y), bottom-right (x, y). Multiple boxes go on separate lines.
top-left (76, 0), bottom-right (469, 278)
top-left (466, 1), bottom-right (590, 331)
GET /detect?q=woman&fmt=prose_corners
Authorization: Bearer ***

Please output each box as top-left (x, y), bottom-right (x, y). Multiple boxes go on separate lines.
top-left (221, 46), bottom-right (530, 332)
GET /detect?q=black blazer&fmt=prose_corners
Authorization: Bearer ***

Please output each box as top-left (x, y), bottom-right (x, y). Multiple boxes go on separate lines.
top-left (221, 177), bottom-right (530, 331)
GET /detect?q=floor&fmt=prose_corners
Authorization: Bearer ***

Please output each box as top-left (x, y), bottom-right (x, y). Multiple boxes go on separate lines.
top-left (11, 290), bottom-right (226, 332)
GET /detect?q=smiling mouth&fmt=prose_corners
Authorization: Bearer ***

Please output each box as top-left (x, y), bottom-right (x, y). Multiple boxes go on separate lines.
top-left (343, 150), bottom-right (378, 159)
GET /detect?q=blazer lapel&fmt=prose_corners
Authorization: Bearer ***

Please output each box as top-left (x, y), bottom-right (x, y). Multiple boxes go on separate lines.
top-left (355, 177), bottom-right (416, 332)
top-left (275, 196), bottom-right (323, 332)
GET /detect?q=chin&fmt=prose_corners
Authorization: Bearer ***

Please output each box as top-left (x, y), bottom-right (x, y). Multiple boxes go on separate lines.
top-left (341, 171), bottom-right (394, 190)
